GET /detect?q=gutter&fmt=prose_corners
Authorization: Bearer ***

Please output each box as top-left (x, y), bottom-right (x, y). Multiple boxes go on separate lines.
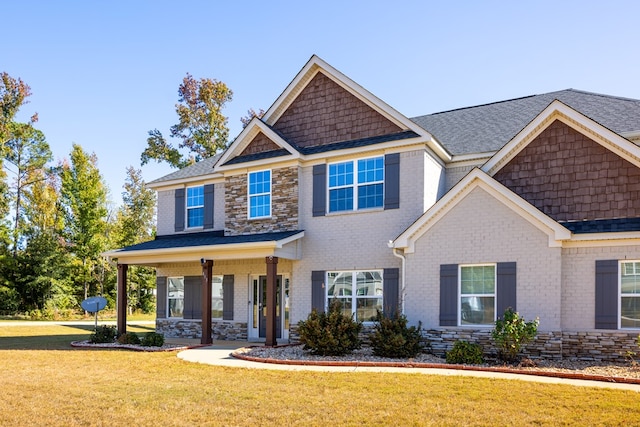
top-left (388, 241), bottom-right (406, 315)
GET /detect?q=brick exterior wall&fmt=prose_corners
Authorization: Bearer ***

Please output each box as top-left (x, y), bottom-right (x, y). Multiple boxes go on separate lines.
top-left (405, 186), bottom-right (563, 331)
top-left (156, 189), bottom-right (175, 236)
top-left (493, 120), bottom-right (640, 222)
top-left (272, 71), bottom-right (402, 148)
top-left (225, 166), bottom-right (299, 235)
top-left (241, 132), bottom-right (281, 156)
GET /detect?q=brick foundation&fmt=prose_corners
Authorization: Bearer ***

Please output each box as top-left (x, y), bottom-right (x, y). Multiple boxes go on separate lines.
top-left (156, 319), bottom-right (248, 341)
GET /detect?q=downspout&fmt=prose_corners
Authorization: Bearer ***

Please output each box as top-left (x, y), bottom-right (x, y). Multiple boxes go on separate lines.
top-left (388, 241), bottom-right (406, 315)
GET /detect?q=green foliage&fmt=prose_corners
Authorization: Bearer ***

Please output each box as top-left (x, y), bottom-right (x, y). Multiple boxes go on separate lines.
top-left (141, 73), bottom-right (232, 169)
top-left (297, 299), bottom-right (362, 356)
top-left (446, 340), bottom-right (484, 364)
top-left (141, 332), bottom-right (164, 347)
top-left (59, 144), bottom-right (110, 303)
top-left (492, 308), bottom-right (539, 363)
top-left (117, 332), bottom-right (141, 345)
top-left (369, 310), bottom-right (423, 358)
top-left (89, 325), bottom-right (117, 344)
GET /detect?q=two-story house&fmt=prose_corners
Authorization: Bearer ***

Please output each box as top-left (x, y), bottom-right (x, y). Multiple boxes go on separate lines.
top-left (106, 55), bottom-right (640, 360)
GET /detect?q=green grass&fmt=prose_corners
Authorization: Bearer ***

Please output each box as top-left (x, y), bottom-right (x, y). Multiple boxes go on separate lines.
top-left (0, 323), bottom-right (639, 426)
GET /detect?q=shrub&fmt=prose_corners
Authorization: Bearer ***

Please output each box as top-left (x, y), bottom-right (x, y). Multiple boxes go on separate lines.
top-left (141, 332), bottom-right (164, 347)
top-left (369, 310), bottom-right (423, 358)
top-left (446, 340), bottom-right (484, 364)
top-left (90, 325), bottom-right (117, 344)
top-left (117, 332), bottom-right (141, 345)
top-left (297, 299), bottom-right (362, 356)
top-left (492, 307), bottom-right (539, 363)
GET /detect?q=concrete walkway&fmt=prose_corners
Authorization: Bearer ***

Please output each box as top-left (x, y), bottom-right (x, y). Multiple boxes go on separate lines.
top-left (176, 341), bottom-right (640, 392)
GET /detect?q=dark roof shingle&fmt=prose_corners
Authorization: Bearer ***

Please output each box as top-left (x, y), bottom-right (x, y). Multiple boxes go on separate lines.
top-left (410, 89), bottom-right (640, 156)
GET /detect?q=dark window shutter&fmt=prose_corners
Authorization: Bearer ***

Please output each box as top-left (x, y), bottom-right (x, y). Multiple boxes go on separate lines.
top-left (440, 264), bottom-right (458, 326)
top-left (222, 275), bottom-right (234, 320)
top-left (384, 153), bottom-right (400, 210)
top-left (312, 164), bottom-right (326, 217)
top-left (311, 271), bottom-right (326, 312)
top-left (595, 260), bottom-right (618, 329)
top-left (496, 262), bottom-right (517, 318)
top-left (174, 188), bottom-right (185, 232)
top-left (383, 268), bottom-right (399, 317)
top-left (156, 276), bottom-right (167, 318)
top-left (203, 184), bottom-right (214, 229)
top-left (183, 276), bottom-right (201, 319)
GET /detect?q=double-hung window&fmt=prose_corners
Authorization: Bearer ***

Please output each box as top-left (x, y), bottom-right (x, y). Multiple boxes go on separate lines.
top-left (167, 277), bottom-right (185, 318)
top-left (620, 261), bottom-right (640, 328)
top-left (186, 186), bottom-right (204, 228)
top-left (248, 170), bottom-right (271, 219)
top-left (328, 156), bottom-right (384, 212)
top-left (327, 270), bottom-right (383, 322)
top-left (460, 264), bottom-right (496, 326)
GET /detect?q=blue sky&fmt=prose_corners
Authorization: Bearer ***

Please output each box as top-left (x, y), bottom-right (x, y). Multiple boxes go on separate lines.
top-left (4, 1), bottom-right (640, 203)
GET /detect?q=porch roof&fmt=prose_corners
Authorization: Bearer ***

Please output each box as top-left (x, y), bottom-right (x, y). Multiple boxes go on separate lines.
top-left (103, 230), bottom-right (305, 265)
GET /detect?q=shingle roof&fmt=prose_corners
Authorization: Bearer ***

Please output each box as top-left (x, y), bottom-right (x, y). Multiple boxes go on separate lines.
top-left (561, 218), bottom-right (640, 234)
top-left (114, 230), bottom-right (304, 253)
top-left (148, 153), bottom-right (222, 184)
top-left (411, 89), bottom-right (640, 156)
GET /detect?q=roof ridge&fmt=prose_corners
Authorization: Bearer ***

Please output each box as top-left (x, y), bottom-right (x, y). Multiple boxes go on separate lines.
top-left (410, 89), bottom-right (640, 120)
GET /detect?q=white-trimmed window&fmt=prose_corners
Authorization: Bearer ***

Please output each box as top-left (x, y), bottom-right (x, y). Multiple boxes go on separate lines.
top-left (212, 275), bottom-right (223, 319)
top-left (167, 277), bottom-right (184, 318)
top-left (620, 261), bottom-right (640, 328)
top-left (186, 186), bottom-right (204, 228)
top-left (326, 270), bottom-right (383, 322)
top-left (328, 156), bottom-right (384, 212)
top-left (460, 264), bottom-right (496, 326)
top-left (248, 170), bottom-right (271, 219)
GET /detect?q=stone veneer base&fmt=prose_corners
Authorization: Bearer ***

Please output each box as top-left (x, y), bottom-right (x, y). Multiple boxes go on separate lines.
top-left (156, 319), bottom-right (248, 341)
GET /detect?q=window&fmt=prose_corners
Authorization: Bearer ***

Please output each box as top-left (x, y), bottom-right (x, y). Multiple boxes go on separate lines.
top-left (248, 170), bottom-right (271, 218)
top-left (460, 265), bottom-right (496, 326)
top-left (620, 261), bottom-right (640, 328)
top-left (212, 275), bottom-right (223, 319)
top-left (327, 270), bottom-right (383, 321)
top-left (186, 186), bottom-right (204, 228)
top-left (328, 156), bottom-right (384, 212)
top-left (168, 277), bottom-right (184, 318)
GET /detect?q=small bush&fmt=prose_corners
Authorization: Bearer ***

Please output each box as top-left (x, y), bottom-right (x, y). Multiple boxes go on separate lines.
top-left (141, 332), bottom-right (164, 347)
top-left (492, 307), bottom-right (539, 363)
top-left (297, 299), bottom-right (362, 356)
top-left (90, 325), bottom-right (117, 344)
top-left (369, 310), bottom-right (423, 358)
top-left (117, 332), bottom-right (141, 345)
top-left (446, 340), bottom-right (484, 364)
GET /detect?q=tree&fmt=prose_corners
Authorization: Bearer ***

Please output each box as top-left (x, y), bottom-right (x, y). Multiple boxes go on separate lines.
top-left (141, 73), bottom-right (233, 169)
top-left (240, 107), bottom-right (265, 128)
top-left (59, 144), bottom-right (109, 303)
top-left (0, 72), bottom-right (36, 146)
top-left (4, 122), bottom-right (52, 255)
top-left (111, 167), bottom-right (157, 313)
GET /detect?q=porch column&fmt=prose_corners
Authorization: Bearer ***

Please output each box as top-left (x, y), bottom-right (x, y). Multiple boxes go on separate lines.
top-left (265, 256), bottom-right (279, 346)
top-left (201, 259), bottom-right (214, 345)
top-left (117, 263), bottom-right (128, 336)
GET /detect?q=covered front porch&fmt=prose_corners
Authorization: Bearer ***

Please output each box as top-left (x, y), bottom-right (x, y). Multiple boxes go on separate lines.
top-left (104, 230), bottom-right (304, 346)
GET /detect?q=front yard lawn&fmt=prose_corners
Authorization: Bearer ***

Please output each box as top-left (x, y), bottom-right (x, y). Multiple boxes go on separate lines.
top-left (0, 324), bottom-right (638, 426)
